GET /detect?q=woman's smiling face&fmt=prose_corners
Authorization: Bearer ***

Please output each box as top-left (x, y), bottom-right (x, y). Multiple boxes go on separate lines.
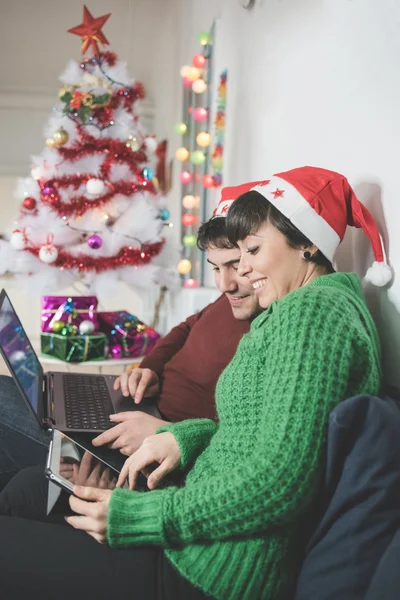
top-left (236, 220), bottom-right (317, 308)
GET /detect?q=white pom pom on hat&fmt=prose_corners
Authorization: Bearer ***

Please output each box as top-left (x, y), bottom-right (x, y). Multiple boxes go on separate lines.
top-left (214, 166), bottom-right (391, 287)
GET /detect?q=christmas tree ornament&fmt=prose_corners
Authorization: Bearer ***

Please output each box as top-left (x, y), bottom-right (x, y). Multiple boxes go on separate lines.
top-left (10, 229), bottom-right (28, 250)
top-left (180, 171), bottom-right (192, 184)
top-left (61, 324), bottom-right (78, 336)
top-left (125, 136), bottom-right (140, 151)
top-left (52, 320), bottom-right (67, 334)
top-left (45, 137), bottom-right (57, 149)
top-left (196, 132), bottom-right (211, 147)
top-left (67, 5), bottom-right (111, 55)
top-left (87, 234), bottom-right (103, 249)
top-left (42, 186), bottom-right (57, 197)
top-left (190, 150), bottom-right (206, 165)
top-left (192, 80), bottom-right (207, 94)
top-left (193, 107), bottom-right (208, 122)
top-left (22, 197), bottom-right (37, 211)
top-left (182, 195), bottom-right (196, 209)
top-left (142, 167), bottom-right (155, 181)
top-left (111, 344), bottom-right (123, 359)
top-left (176, 147), bottom-right (189, 161)
top-left (183, 234), bottom-right (197, 247)
top-left (52, 127), bottom-right (69, 146)
top-left (192, 54), bottom-right (206, 69)
top-left (144, 136), bottom-right (157, 154)
top-left (86, 178), bottom-right (105, 196)
top-left (177, 259), bottom-right (192, 275)
top-left (174, 123), bottom-right (187, 135)
top-left (79, 319), bottom-right (95, 335)
top-left (39, 236), bottom-right (58, 264)
top-left (159, 208), bottom-right (170, 221)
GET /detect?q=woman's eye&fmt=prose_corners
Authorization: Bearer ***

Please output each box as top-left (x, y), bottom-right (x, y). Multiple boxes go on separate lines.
top-left (247, 246), bottom-right (259, 255)
top-left (212, 267), bottom-right (219, 272)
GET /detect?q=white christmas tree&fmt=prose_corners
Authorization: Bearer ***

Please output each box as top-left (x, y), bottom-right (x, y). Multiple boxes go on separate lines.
top-left (0, 6), bottom-right (175, 296)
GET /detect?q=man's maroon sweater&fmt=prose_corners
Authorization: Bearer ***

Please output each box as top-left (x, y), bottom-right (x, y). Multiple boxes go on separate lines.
top-left (140, 295), bottom-right (250, 422)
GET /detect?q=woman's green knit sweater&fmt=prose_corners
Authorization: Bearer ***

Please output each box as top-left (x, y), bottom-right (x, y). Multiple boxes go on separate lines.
top-left (108, 272), bottom-right (381, 599)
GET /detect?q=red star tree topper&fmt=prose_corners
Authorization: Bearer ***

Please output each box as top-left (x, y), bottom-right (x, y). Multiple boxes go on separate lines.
top-left (68, 5), bottom-right (111, 56)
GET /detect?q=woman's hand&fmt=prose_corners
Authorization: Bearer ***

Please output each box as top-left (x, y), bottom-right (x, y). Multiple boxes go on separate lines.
top-left (65, 486), bottom-right (112, 544)
top-left (113, 367), bottom-right (159, 404)
top-left (117, 432), bottom-right (181, 490)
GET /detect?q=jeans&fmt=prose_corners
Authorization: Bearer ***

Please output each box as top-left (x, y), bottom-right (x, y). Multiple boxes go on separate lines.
top-left (0, 375), bottom-right (49, 490)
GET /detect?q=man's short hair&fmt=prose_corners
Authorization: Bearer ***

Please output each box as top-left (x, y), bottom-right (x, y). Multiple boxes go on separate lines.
top-left (197, 216), bottom-right (235, 251)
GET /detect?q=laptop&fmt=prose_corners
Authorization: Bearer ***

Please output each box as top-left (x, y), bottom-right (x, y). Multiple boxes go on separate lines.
top-left (0, 288), bottom-right (153, 433)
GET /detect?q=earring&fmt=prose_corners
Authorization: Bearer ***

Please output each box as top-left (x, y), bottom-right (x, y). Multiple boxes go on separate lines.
top-left (303, 251), bottom-right (312, 260)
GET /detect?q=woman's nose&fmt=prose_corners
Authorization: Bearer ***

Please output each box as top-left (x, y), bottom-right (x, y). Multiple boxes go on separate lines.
top-left (237, 254), bottom-right (251, 278)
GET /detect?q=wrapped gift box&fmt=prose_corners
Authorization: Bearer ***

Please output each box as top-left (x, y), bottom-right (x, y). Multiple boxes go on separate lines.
top-left (40, 332), bottom-right (107, 363)
top-left (97, 311), bottom-right (160, 359)
top-left (41, 296), bottom-right (99, 333)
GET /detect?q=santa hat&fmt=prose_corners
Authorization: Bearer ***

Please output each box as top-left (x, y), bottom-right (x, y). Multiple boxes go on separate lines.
top-left (214, 166), bottom-right (391, 287)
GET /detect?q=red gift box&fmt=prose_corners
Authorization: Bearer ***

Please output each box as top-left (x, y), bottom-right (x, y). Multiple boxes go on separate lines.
top-left (97, 311), bottom-right (160, 359)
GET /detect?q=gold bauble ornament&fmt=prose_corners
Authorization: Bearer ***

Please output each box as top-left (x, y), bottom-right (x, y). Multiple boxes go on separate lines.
top-left (46, 137), bottom-right (57, 149)
top-left (52, 128), bottom-right (69, 147)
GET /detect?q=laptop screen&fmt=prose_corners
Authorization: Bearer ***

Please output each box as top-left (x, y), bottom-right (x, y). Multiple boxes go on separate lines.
top-left (0, 291), bottom-right (42, 415)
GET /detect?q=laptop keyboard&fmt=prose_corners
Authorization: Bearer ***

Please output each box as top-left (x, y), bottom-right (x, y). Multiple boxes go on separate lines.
top-left (63, 374), bottom-right (114, 430)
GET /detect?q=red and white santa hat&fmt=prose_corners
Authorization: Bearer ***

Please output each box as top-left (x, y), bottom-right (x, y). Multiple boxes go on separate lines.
top-left (214, 166), bottom-right (391, 287)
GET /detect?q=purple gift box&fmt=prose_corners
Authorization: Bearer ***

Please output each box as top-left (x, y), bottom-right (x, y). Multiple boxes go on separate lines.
top-left (41, 296), bottom-right (99, 333)
top-left (97, 311), bottom-right (160, 359)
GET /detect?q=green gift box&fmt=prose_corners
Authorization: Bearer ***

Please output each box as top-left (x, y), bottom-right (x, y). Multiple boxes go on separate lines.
top-left (41, 332), bottom-right (107, 363)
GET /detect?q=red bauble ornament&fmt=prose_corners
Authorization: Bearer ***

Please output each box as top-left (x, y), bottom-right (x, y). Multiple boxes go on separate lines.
top-left (22, 197), bottom-right (37, 210)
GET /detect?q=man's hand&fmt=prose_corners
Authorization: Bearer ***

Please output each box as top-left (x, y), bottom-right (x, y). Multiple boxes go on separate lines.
top-left (113, 368), bottom-right (159, 404)
top-left (92, 411), bottom-right (168, 456)
top-left (66, 486), bottom-right (112, 544)
top-left (117, 432), bottom-right (181, 491)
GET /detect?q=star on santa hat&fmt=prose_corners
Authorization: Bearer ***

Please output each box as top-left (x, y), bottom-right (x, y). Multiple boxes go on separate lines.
top-left (68, 5), bottom-right (111, 56)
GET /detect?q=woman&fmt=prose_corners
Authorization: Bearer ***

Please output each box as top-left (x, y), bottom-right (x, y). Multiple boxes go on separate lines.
top-left (0, 166), bottom-right (388, 600)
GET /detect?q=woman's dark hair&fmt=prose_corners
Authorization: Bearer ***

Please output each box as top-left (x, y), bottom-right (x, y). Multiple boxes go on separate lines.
top-left (197, 216), bottom-right (234, 251)
top-left (227, 191), bottom-right (334, 271)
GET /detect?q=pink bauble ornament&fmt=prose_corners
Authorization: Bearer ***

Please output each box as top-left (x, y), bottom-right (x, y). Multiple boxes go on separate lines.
top-left (111, 344), bottom-right (123, 359)
top-left (87, 234), bottom-right (103, 249)
top-left (39, 243), bottom-right (58, 263)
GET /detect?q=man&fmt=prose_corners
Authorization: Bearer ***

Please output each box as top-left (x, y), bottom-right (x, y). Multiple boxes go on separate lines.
top-left (0, 215), bottom-right (261, 489)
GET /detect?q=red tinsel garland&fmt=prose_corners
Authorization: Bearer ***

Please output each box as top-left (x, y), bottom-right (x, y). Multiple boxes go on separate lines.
top-left (58, 133), bottom-right (148, 166)
top-left (25, 239), bottom-right (165, 273)
top-left (39, 178), bottom-right (156, 217)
